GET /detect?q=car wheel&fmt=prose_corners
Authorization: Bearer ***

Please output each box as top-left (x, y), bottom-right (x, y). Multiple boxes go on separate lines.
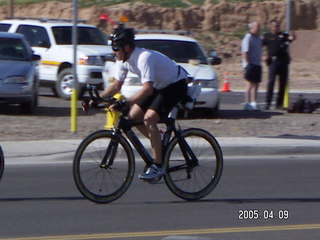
top-left (203, 101), bottom-right (220, 118)
top-left (21, 93), bottom-right (38, 114)
top-left (56, 68), bottom-right (85, 100)
top-left (21, 100), bottom-right (34, 114)
top-left (56, 68), bottom-right (74, 100)
top-left (34, 92), bottom-right (39, 107)
top-left (21, 102), bottom-right (34, 114)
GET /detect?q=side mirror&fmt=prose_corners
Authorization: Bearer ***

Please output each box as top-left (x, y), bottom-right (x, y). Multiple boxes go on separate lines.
top-left (104, 53), bottom-right (115, 62)
top-left (208, 56), bottom-right (222, 65)
top-left (208, 50), bottom-right (222, 65)
top-left (32, 54), bottom-right (41, 61)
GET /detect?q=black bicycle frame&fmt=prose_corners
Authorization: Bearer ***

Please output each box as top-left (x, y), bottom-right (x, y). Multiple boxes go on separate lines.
top-left (101, 109), bottom-right (199, 172)
top-left (101, 137), bottom-right (119, 168)
top-left (162, 118), bottom-right (199, 175)
top-left (119, 117), bottom-right (154, 166)
top-left (165, 127), bottom-right (199, 175)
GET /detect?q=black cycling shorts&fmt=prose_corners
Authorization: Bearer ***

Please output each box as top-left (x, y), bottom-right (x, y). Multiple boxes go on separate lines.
top-left (136, 79), bottom-right (187, 117)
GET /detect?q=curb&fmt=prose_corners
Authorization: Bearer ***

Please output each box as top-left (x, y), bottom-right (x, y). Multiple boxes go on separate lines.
top-left (1, 136), bottom-right (319, 165)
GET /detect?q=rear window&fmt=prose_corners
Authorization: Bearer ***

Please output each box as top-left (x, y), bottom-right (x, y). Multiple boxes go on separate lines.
top-left (0, 24), bottom-right (11, 32)
top-left (135, 39), bottom-right (208, 64)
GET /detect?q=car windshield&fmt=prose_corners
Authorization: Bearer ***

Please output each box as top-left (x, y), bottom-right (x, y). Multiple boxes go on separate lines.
top-left (52, 26), bottom-right (107, 45)
top-left (135, 39), bottom-right (208, 64)
top-left (0, 38), bottom-right (29, 61)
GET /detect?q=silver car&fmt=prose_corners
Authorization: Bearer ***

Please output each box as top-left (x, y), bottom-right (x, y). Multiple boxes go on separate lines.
top-left (0, 32), bottom-right (40, 113)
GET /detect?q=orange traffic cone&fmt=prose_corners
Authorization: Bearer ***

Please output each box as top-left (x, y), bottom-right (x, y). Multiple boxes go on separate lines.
top-left (221, 71), bottom-right (231, 92)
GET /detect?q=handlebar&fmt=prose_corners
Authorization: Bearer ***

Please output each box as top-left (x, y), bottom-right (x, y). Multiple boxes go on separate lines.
top-left (82, 85), bottom-right (128, 113)
top-left (88, 85), bottom-right (111, 106)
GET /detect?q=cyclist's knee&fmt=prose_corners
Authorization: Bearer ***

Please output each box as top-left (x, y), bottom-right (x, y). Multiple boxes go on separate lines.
top-left (143, 110), bottom-right (160, 127)
top-left (129, 104), bottom-right (144, 120)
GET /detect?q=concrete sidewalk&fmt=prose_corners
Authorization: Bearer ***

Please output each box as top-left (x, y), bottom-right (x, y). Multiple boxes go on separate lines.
top-left (1, 136), bottom-right (319, 165)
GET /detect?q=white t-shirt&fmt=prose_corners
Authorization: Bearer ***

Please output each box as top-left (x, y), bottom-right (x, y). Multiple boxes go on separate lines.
top-left (241, 33), bottom-right (263, 68)
top-left (114, 47), bottom-right (187, 90)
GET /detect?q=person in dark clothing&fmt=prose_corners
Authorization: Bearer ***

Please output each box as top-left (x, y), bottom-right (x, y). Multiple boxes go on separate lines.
top-left (263, 20), bottom-right (296, 110)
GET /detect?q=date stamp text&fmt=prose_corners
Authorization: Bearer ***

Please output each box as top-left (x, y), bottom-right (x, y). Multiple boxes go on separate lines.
top-left (238, 209), bottom-right (289, 220)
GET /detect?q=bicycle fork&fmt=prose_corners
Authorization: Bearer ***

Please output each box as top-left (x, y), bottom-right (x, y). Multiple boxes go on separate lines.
top-left (100, 138), bottom-right (118, 169)
top-left (166, 129), bottom-right (199, 179)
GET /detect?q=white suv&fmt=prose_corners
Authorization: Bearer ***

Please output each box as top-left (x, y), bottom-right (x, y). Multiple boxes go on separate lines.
top-left (0, 18), bottom-right (112, 99)
top-left (104, 33), bottom-right (221, 116)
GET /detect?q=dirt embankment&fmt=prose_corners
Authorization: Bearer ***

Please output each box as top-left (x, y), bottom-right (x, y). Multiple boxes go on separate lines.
top-left (2, 1), bottom-right (320, 32)
top-left (0, 0), bottom-right (319, 91)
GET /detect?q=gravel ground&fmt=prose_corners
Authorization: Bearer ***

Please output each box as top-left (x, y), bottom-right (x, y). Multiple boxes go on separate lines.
top-left (0, 92), bottom-right (319, 141)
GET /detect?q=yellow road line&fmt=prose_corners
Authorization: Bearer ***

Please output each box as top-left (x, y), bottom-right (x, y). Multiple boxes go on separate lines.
top-left (1, 224), bottom-right (320, 240)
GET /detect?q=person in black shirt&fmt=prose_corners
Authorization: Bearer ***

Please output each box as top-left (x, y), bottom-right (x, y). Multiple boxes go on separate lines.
top-left (263, 20), bottom-right (296, 110)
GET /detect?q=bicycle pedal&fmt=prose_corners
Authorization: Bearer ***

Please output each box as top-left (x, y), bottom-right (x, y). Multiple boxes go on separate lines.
top-left (143, 176), bottom-right (162, 184)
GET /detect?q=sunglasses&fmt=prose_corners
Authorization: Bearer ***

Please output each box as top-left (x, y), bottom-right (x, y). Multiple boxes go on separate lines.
top-left (112, 46), bottom-right (120, 52)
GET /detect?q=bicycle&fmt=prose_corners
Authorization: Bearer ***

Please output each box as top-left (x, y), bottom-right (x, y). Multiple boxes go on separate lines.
top-left (0, 145), bottom-right (4, 181)
top-left (73, 85), bottom-right (223, 203)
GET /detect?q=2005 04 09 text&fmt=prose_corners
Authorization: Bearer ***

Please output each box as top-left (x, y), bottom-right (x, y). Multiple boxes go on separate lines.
top-left (238, 209), bottom-right (289, 220)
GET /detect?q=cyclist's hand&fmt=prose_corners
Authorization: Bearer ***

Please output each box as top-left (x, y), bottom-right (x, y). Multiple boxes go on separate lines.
top-left (81, 99), bottom-right (90, 113)
top-left (81, 99), bottom-right (98, 112)
top-left (112, 99), bottom-right (129, 112)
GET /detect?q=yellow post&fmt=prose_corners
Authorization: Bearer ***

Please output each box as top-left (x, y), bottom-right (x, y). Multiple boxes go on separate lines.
top-left (284, 0), bottom-right (292, 109)
top-left (71, 88), bottom-right (78, 133)
top-left (283, 80), bottom-right (289, 109)
top-left (71, 0), bottom-right (78, 133)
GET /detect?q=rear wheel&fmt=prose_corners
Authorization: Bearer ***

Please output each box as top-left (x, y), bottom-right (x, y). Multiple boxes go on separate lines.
top-left (164, 128), bottom-right (223, 201)
top-left (73, 130), bottom-right (135, 203)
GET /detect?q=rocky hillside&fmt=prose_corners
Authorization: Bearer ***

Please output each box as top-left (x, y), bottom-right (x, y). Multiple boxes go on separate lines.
top-left (0, 0), bottom-right (320, 61)
top-left (0, 0), bottom-right (319, 90)
top-left (2, 0), bottom-right (320, 32)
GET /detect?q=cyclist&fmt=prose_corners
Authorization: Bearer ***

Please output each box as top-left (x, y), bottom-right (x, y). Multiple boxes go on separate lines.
top-left (100, 28), bottom-right (188, 180)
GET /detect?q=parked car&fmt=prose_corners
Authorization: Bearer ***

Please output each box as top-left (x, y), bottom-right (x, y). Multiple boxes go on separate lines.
top-left (0, 32), bottom-right (40, 113)
top-left (0, 18), bottom-right (112, 99)
top-left (103, 33), bottom-right (222, 116)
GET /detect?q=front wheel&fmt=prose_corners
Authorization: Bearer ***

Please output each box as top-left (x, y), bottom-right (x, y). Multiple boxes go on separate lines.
top-left (56, 68), bottom-right (84, 100)
top-left (73, 130), bottom-right (135, 203)
top-left (164, 128), bottom-right (223, 201)
top-left (21, 93), bottom-right (37, 114)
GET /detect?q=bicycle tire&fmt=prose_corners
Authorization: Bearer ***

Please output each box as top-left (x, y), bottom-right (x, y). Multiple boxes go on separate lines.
top-left (73, 130), bottom-right (135, 203)
top-left (164, 128), bottom-right (223, 201)
top-left (0, 146), bottom-right (4, 181)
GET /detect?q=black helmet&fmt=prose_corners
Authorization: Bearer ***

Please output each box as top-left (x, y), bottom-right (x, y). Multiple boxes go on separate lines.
top-left (110, 28), bottom-right (135, 50)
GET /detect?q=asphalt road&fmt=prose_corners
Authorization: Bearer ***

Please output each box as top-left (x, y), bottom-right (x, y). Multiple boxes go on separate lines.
top-left (0, 88), bottom-right (319, 240)
top-left (0, 155), bottom-right (320, 240)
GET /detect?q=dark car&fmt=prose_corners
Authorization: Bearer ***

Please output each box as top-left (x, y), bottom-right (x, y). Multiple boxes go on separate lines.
top-left (0, 32), bottom-right (40, 113)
